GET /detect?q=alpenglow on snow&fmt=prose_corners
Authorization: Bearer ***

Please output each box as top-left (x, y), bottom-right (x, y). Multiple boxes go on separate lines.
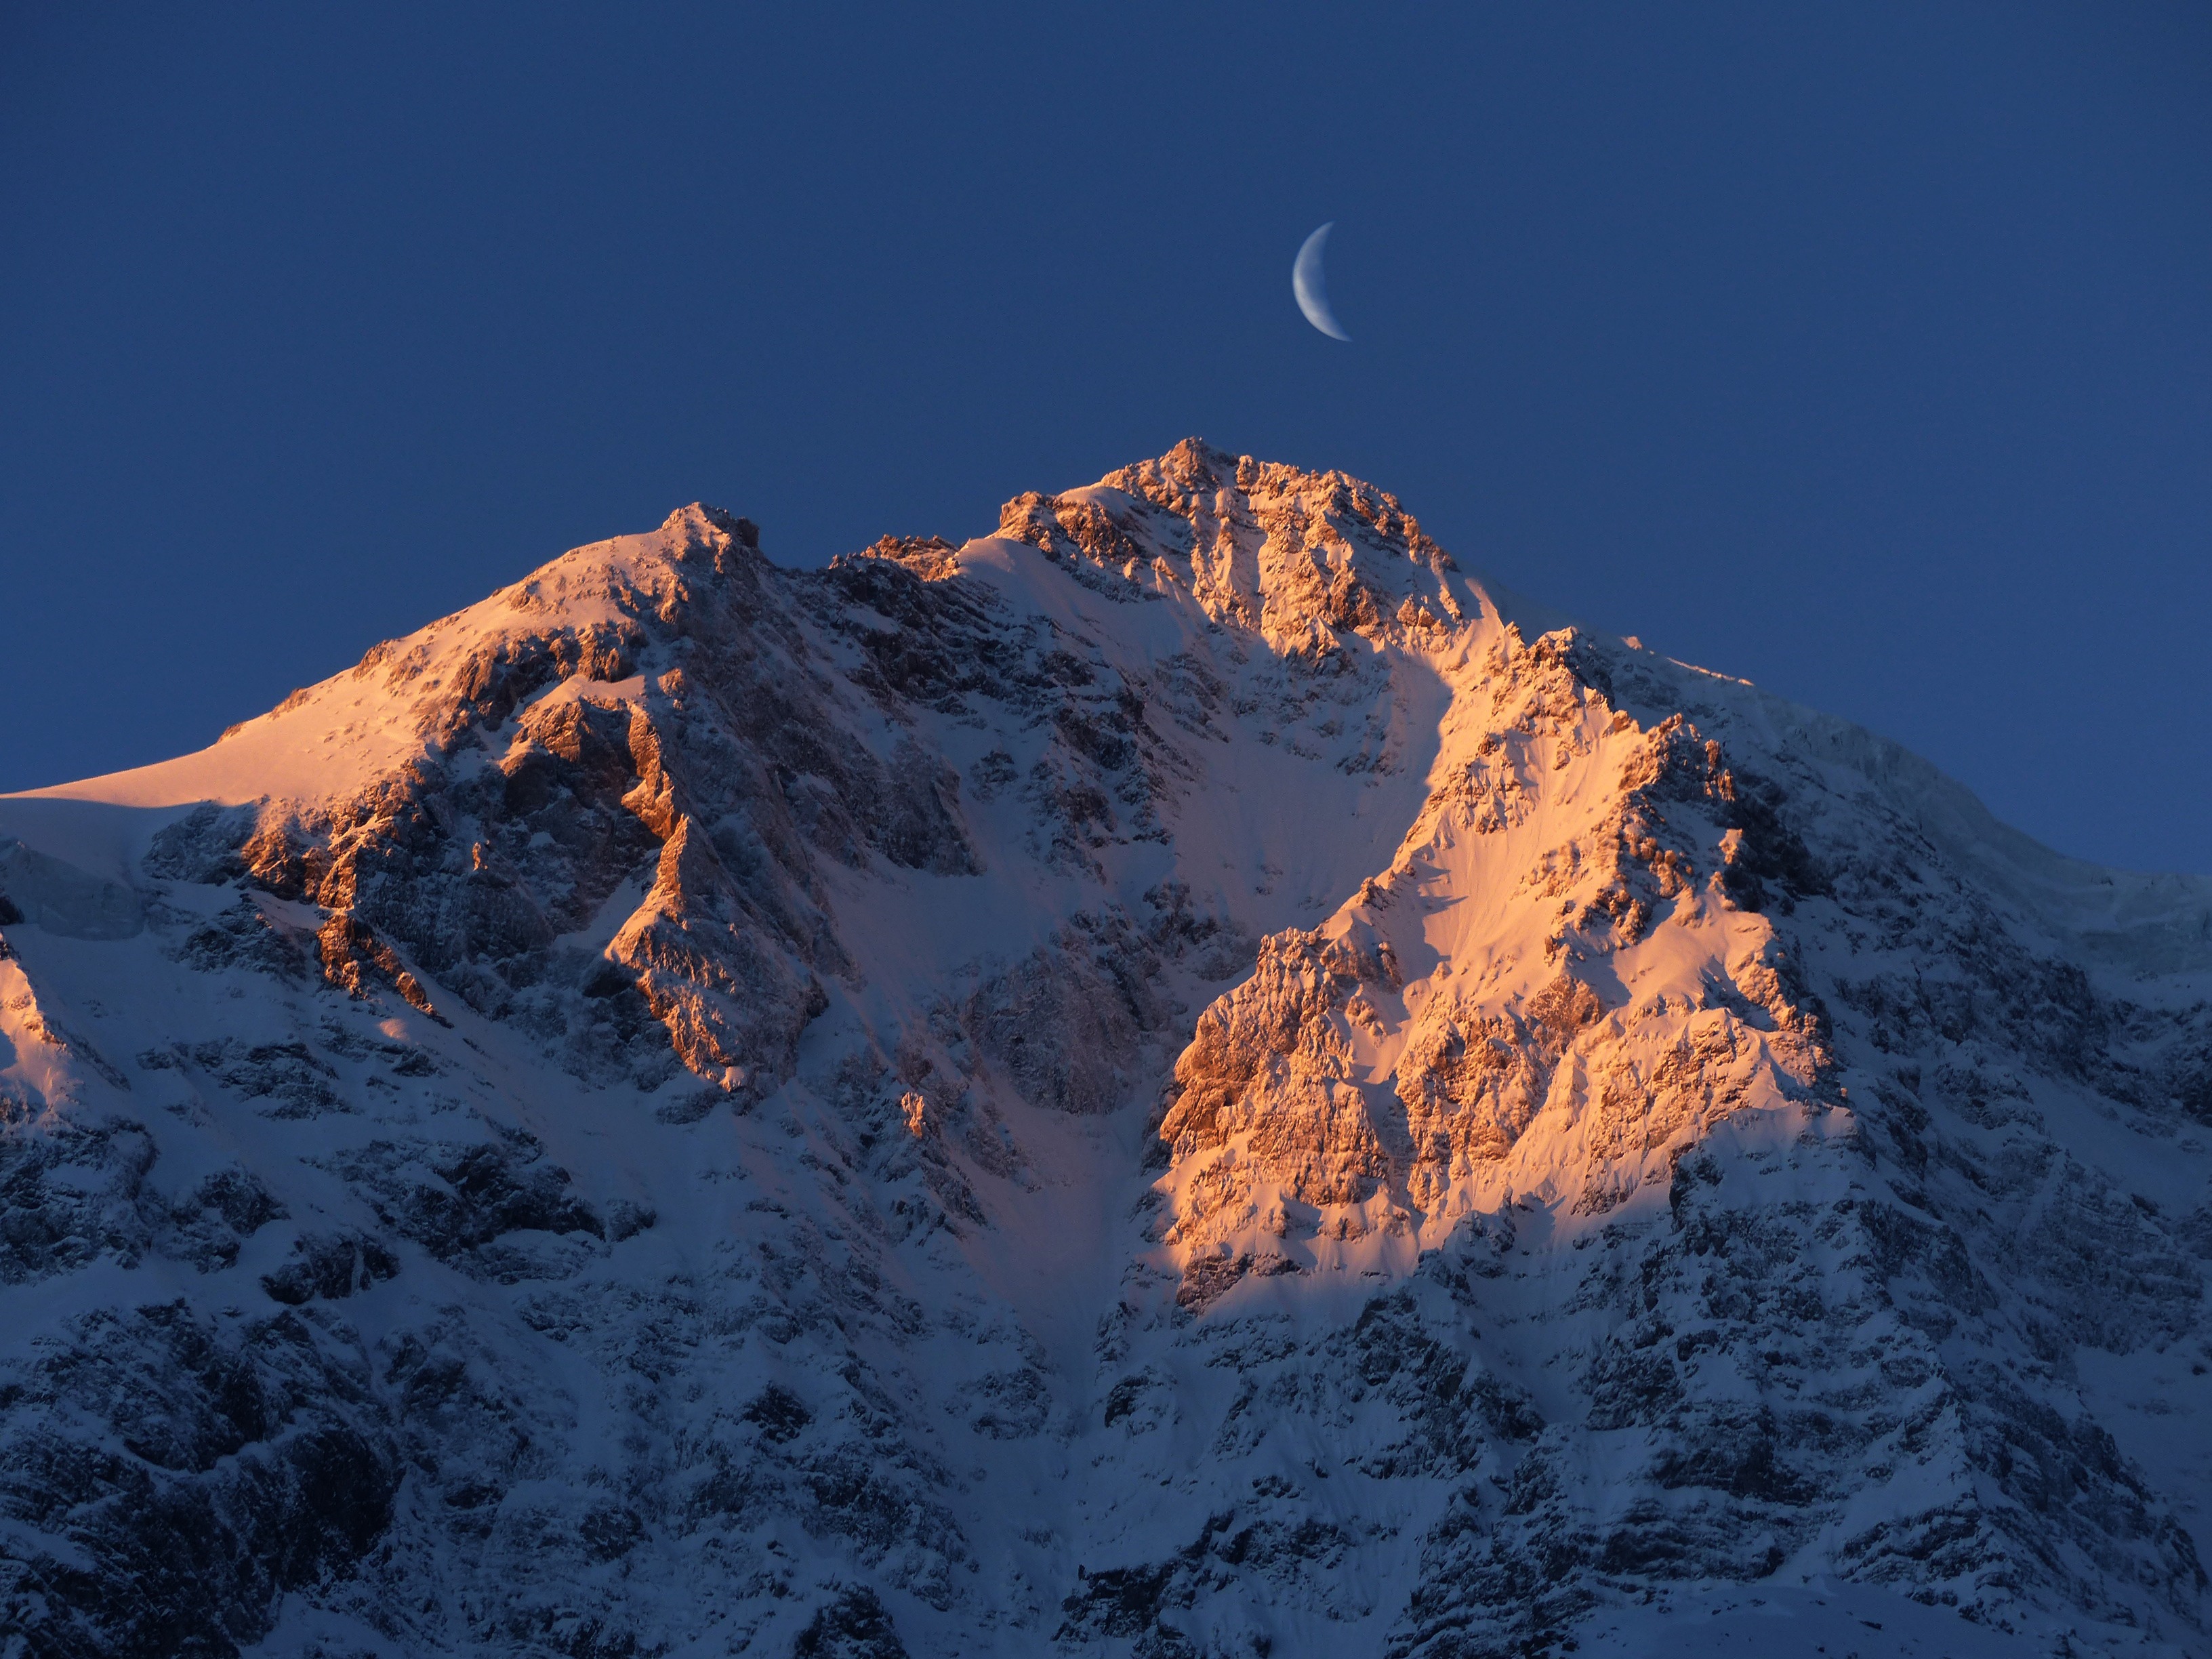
top-left (2, 441), bottom-right (2209, 1659)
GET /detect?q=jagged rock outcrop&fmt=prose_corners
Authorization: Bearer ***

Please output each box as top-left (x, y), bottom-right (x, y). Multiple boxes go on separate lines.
top-left (3, 439), bottom-right (2209, 1657)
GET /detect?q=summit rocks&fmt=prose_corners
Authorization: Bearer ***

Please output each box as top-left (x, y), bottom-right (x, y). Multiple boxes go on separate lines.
top-left (3, 442), bottom-right (2211, 1657)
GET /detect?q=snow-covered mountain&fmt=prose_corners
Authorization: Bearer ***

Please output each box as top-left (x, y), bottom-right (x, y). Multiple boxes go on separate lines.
top-left (4, 440), bottom-right (2209, 1659)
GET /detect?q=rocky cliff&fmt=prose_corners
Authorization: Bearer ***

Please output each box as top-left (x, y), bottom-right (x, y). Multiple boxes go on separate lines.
top-left (3, 440), bottom-right (2209, 1658)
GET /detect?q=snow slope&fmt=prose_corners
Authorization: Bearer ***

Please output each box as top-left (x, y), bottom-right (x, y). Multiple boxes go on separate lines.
top-left (2, 441), bottom-right (2208, 1659)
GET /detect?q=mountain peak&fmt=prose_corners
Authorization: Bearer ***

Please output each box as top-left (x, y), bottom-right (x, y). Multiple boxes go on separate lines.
top-left (3, 449), bottom-right (2211, 1658)
top-left (996, 438), bottom-right (1469, 658)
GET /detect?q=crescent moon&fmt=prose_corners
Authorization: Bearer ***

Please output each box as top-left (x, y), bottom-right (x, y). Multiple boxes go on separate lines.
top-left (1293, 222), bottom-right (1351, 342)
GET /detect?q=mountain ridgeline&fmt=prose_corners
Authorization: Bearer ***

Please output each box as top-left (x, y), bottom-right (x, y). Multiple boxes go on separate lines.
top-left (3, 441), bottom-right (2211, 1658)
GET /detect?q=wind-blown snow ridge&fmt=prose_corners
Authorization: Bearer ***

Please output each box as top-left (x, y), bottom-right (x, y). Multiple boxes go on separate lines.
top-left (2, 438), bottom-right (2209, 1659)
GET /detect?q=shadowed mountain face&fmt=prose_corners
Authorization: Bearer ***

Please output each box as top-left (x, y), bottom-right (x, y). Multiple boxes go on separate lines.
top-left (3, 440), bottom-right (2211, 1659)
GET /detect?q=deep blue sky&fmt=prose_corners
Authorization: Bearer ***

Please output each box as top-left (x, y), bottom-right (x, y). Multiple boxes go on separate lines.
top-left (4, 5), bottom-right (2208, 873)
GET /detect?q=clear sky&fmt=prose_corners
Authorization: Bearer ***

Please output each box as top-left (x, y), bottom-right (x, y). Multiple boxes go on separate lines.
top-left (4, 4), bottom-right (2207, 873)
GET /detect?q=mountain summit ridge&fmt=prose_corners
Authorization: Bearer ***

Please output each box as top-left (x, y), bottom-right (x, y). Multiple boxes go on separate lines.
top-left (2, 443), bottom-right (2209, 1658)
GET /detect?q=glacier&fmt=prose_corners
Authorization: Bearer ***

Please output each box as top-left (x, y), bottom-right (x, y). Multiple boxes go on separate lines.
top-left (1, 440), bottom-right (2209, 1658)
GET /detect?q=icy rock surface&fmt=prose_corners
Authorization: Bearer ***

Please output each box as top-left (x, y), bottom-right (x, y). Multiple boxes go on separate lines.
top-left (3, 439), bottom-right (2211, 1657)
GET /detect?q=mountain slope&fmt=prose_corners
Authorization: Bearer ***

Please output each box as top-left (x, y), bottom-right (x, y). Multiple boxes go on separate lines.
top-left (3, 440), bottom-right (2209, 1659)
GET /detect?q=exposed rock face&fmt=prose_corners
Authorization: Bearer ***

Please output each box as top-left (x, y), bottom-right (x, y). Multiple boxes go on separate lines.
top-left (3, 439), bottom-right (2211, 1657)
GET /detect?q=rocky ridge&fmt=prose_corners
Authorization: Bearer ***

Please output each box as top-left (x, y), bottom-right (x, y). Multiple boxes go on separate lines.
top-left (2, 439), bottom-right (2210, 1658)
